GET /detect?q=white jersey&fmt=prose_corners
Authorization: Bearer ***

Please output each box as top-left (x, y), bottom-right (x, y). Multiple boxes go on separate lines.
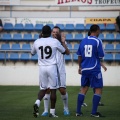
top-left (31, 37), bottom-right (65, 66)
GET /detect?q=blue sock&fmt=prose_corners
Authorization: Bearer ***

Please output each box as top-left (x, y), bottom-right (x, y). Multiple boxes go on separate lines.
top-left (91, 94), bottom-right (101, 114)
top-left (76, 93), bottom-right (85, 114)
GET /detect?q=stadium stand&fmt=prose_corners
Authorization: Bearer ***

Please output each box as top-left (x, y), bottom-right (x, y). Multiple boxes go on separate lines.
top-left (24, 23), bottom-right (34, 31)
top-left (46, 24), bottom-right (54, 29)
top-left (0, 53), bottom-right (8, 61)
top-left (22, 44), bottom-right (31, 50)
top-left (13, 33), bottom-right (22, 41)
top-left (56, 24), bottom-right (65, 31)
top-left (65, 24), bottom-right (74, 31)
top-left (33, 34), bottom-right (39, 40)
top-left (9, 53), bottom-right (19, 61)
top-left (1, 33), bottom-right (12, 41)
top-left (98, 24), bottom-right (106, 31)
top-left (105, 33), bottom-right (115, 41)
top-left (75, 24), bottom-right (85, 31)
top-left (115, 53), bottom-right (120, 61)
top-left (1, 44), bottom-right (10, 50)
top-left (104, 44), bottom-right (114, 51)
top-left (3, 23), bottom-right (13, 31)
top-left (116, 33), bottom-right (120, 41)
top-left (20, 53), bottom-right (30, 61)
top-left (115, 44), bottom-right (120, 51)
top-left (98, 33), bottom-right (105, 40)
top-left (14, 23), bottom-right (24, 31)
top-left (30, 54), bottom-right (38, 61)
top-left (11, 44), bottom-right (21, 50)
top-left (23, 33), bottom-right (33, 41)
top-left (73, 53), bottom-right (78, 61)
top-left (74, 33), bottom-right (83, 42)
top-left (64, 54), bottom-right (71, 61)
top-left (104, 53), bottom-right (114, 61)
top-left (106, 23), bottom-right (115, 31)
top-left (73, 44), bottom-right (79, 51)
top-left (34, 24), bottom-right (43, 31)
top-left (66, 33), bottom-right (73, 41)
top-left (85, 24), bottom-right (92, 31)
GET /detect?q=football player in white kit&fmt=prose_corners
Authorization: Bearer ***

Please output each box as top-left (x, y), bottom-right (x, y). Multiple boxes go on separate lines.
top-left (41, 26), bottom-right (70, 116)
top-left (31, 25), bottom-right (70, 118)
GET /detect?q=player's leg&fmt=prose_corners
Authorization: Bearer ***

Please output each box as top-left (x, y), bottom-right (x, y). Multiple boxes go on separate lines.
top-left (59, 87), bottom-right (70, 115)
top-left (58, 73), bottom-right (70, 115)
top-left (41, 89), bottom-right (50, 116)
top-left (33, 66), bottom-right (48, 118)
top-left (76, 86), bottom-right (88, 116)
top-left (90, 72), bottom-right (104, 117)
top-left (93, 88), bottom-right (104, 106)
top-left (48, 65), bottom-right (58, 117)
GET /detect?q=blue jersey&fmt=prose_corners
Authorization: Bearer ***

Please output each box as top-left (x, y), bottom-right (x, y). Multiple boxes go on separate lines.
top-left (77, 36), bottom-right (104, 72)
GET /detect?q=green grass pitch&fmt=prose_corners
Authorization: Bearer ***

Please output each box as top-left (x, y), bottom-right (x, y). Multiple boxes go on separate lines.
top-left (0, 86), bottom-right (120, 120)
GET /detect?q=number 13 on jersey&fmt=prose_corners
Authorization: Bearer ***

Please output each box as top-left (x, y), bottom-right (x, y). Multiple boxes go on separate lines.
top-left (84, 45), bottom-right (92, 57)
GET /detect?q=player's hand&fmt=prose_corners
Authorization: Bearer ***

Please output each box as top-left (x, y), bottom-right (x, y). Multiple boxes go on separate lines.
top-left (78, 68), bottom-right (82, 74)
top-left (103, 66), bottom-right (107, 72)
top-left (61, 33), bottom-right (66, 43)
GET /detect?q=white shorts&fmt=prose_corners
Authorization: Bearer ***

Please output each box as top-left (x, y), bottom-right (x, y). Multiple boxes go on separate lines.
top-left (39, 65), bottom-right (58, 90)
top-left (58, 72), bottom-right (66, 88)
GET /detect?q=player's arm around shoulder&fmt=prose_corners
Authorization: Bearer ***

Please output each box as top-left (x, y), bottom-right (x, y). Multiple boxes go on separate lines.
top-left (31, 40), bottom-right (37, 56)
top-left (61, 33), bottom-right (70, 55)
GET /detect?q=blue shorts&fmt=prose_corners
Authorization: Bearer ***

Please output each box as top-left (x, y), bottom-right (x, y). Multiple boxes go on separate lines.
top-left (81, 71), bottom-right (103, 88)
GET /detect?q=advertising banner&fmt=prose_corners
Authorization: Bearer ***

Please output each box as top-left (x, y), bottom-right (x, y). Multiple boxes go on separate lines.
top-left (16, 18), bottom-right (85, 25)
top-left (55, 0), bottom-right (120, 6)
top-left (85, 18), bottom-right (116, 24)
top-left (0, 0), bottom-right (20, 5)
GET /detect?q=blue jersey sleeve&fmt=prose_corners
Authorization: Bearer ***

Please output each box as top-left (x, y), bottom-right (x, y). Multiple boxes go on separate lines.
top-left (97, 39), bottom-right (104, 58)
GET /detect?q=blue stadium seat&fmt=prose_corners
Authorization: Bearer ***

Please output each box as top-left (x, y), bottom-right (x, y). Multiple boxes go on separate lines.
top-left (31, 54), bottom-right (38, 61)
top-left (73, 53), bottom-right (78, 61)
top-left (67, 43), bottom-right (72, 50)
top-left (0, 53), bottom-right (8, 60)
top-left (14, 23), bottom-right (24, 31)
top-left (116, 34), bottom-right (120, 41)
top-left (1, 33), bottom-right (12, 41)
top-left (66, 34), bottom-right (73, 41)
top-left (11, 44), bottom-right (21, 50)
top-left (98, 24), bottom-right (106, 31)
top-left (73, 44), bottom-right (79, 51)
top-left (106, 24), bottom-right (115, 31)
top-left (1, 44), bottom-right (10, 50)
top-left (75, 24), bottom-right (85, 31)
top-left (13, 33), bottom-right (22, 41)
top-left (20, 53), bottom-right (30, 61)
top-left (33, 34), bottom-right (39, 40)
top-left (56, 24), bottom-right (64, 31)
top-left (23, 33), bottom-right (33, 41)
top-left (98, 33), bottom-right (104, 40)
top-left (34, 24), bottom-right (43, 31)
top-left (46, 24), bottom-right (54, 29)
top-left (104, 44), bottom-right (114, 51)
top-left (9, 53), bottom-right (19, 60)
top-left (115, 44), bottom-right (120, 51)
top-left (22, 44), bottom-right (31, 50)
top-left (115, 54), bottom-right (120, 61)
top-left (85, 24), bottom-right (92, 31)
top-left (74, 33), bottom-right (83, 41)
top-left (104, 53), bottom-right (114, 61)
top-left (64, 54), bottom-right (71, 61)
top-left (65, 24), bottom-right (74, 31)
top-left (105, 33), bottom-right (115, 41)
top-left (24, 23), bottom-right (34, 31)
top-left (3, 23), bottom-right (13, 31)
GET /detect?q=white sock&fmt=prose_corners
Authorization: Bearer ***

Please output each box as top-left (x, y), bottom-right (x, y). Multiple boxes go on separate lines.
top-left (61, 92), bottom-right (69, 110)
top-left (50, 109), bottom-right (55, 114)
top-left (43, 94), bottom-right (50, 112)
top-left (35, 99), bottom-right (40, 107)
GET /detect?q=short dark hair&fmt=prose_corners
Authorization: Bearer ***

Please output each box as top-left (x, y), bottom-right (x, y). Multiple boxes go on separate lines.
top-left (88, 31), bottom-right (91, 36)
top-left (52, 26), bottom-right (61, 32)
top-left (42, 25), bottom-right (51, 38)
top-left (90, 24), bottom-right (100, 32)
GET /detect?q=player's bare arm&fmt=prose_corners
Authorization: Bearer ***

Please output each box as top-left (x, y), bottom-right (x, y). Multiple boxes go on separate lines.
top-left (61, 33), bottom-right (70, 55)
top-left (78, 56), bottom-right (82, 74)
top-left (100, 62), bottom-right (107, 71)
